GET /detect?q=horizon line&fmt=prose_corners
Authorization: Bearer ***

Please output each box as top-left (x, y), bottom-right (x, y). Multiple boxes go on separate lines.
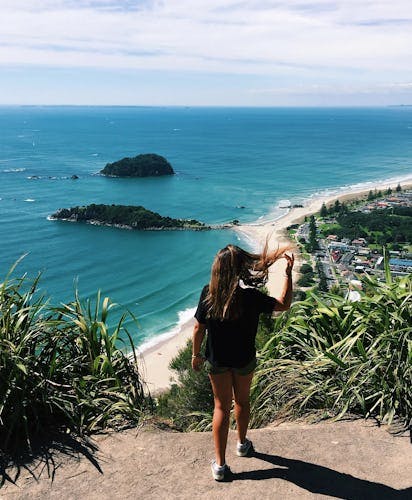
top-left (1, 104), bottom-right (412, 108)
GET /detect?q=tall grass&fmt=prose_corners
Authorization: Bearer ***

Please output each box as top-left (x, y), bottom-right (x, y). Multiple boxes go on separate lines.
top-left (251, 272), bottom-right (411, 428)
top-left (0, 269), bottom-right (151, 452)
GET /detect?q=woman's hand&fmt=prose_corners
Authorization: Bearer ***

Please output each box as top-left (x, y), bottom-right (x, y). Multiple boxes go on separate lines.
top-left (284, 253), bottom-right (294, 276)
top-left (192, 355), bottom-right (204, 372)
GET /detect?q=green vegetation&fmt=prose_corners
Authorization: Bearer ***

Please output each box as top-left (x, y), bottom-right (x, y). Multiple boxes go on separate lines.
top-left (101, 153), bottom-right (174, 177)
top-left (0, 265), bottom-right (151, 453)
top-left (321, 199), bottom-right (350, 217)
top-left (305, 215), bottom-right (319, 253)
top-left (158, 272), bottom-right (411, 431)
top-left (315, 259), bottom-right (328, 292)
top-left (3, 256), bottom-right (410, 456)
top-left (251, 272), bottom-right (411, 428)
top-left (320, 202), bottom-right (328, 218)
top-left (320, 209), bottom-right (412, 245)
top-left (367, 189), bottom-right (383, 201)
top-left (297, 263), bottom-right (315, 287)
top-left (157, 340), bottom-right (214, 431)
top-left (51, 204), bottom-right (207, 230)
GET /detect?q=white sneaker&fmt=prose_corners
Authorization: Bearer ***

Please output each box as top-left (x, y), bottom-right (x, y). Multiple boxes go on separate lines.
top-left (211, 460), bottom-right (230, 481)
top-left (236, 438), bottom-right (253, 457)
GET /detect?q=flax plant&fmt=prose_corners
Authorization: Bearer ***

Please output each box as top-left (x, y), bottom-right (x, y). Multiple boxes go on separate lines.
top-left (0, 272), bottom-right (51, 450)
top-left (51, 291), bottom-right (151, 434)
top-left (0, 268), bottom-right (150, 452)
top-left (251, 272), bottom-right (412, 429)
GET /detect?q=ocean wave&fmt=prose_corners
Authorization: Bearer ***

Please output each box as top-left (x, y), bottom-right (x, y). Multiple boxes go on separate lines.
top-left (138, 290), bottom-right (197, 320)
top-left (24, 198), bottom-right (35, 202)
top-left (302, 174), bottom-right (412, 205)
top-left (27, 175), bottom-right (79, 180)
top-left (137, 307), bottom-right (196, 354)
top-left (2, 167), bottom-right (26, 172)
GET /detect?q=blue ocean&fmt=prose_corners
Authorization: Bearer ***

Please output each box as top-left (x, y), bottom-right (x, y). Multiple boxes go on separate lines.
top-left (1, 106), bottom-right (412, 348)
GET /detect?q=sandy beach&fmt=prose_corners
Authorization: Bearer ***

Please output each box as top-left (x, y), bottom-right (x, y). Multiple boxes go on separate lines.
top-left (139, 176), bottom-right (412, 393)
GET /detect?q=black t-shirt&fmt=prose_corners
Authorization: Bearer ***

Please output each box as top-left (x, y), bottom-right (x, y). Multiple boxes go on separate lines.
top-left (194, 284), bottom-right (277, 367)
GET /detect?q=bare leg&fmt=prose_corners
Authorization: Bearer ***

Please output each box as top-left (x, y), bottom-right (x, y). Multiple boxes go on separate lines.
top-left (209, 371), bottom-right (233, 466)
top-left (232, 371), bottom-right (254, 444)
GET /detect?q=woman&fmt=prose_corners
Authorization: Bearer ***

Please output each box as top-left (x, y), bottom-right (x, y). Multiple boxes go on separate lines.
top-left (192, 243), bottom-right (294, 481)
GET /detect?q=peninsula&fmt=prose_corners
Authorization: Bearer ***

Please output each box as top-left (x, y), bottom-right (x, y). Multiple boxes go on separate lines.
top-left (50, 204), bottom-right (207, 230)
top-left (100, 153), bottom-right (174, 177)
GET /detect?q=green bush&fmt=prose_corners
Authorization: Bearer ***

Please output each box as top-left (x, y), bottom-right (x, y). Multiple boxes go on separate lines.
top-left (297, 273), bottom-right (314, 287)
top-left (251, 273), bottom-right (412, 429)
top-left (156, 340), bottom-right (214, 431)
top-left (300, 263), bottom-right (314, 274)
top-left (0, 267), bottom-right (151, 452)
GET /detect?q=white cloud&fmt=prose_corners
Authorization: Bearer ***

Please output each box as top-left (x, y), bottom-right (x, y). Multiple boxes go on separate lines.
top-left (1, 1), bottom-right (412, 104)
top-left (249, 81), bottom-right (412, 96)
top-left (0, 1), bottom-right (411, 74)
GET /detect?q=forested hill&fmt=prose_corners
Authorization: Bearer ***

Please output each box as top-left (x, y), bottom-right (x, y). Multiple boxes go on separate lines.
top-left (50, 204), bottom-right (207, 230)
top-left (100, 154), bottom-right (174, 177)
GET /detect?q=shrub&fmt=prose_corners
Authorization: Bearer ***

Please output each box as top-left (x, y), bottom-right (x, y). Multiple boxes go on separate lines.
top-left (0, 267), bottom-right (151, 453)
top-left (300, 263), bottom-right (314, 274)
top-left (251, 273), bottom-right (412, 429)
top-left (156, 340), bottom-right (213, 431)
top-left (297, 273), bottom-right (314, 287)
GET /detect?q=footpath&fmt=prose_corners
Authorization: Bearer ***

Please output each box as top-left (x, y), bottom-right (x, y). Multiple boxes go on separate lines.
top-left (2, 420), bottom-right (411, 499)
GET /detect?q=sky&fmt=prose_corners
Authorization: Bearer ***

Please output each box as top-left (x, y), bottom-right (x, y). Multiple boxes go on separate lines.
top-left (1, 0), bottom-right (412, 106)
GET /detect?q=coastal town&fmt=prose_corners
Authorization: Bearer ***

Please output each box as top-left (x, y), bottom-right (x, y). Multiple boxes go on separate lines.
top-left (292, 186), bottom-right (412, 297)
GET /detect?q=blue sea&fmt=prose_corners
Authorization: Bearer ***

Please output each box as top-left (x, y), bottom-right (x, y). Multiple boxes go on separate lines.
top-left (1, 106), bottom-right (412, 348)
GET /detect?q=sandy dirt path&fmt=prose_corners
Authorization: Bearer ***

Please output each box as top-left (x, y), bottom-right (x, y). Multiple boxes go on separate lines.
top-left (2, 420), bottom-right (411, 499)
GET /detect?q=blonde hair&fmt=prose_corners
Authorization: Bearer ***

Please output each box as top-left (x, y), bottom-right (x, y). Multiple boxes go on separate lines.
top-left (205, 242), bottom-right (291, 320)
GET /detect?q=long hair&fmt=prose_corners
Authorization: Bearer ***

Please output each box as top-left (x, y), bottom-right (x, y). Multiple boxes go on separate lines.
top-left (205, 242), bottom-right (290, 320)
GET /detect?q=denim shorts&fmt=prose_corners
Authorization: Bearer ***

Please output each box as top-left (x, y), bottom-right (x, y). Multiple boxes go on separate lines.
top-left (204, 357), bottom-right (257, 376)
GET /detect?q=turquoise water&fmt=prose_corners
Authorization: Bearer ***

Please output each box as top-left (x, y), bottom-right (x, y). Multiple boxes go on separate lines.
top-left (1, 106), bottom-right (412, 347)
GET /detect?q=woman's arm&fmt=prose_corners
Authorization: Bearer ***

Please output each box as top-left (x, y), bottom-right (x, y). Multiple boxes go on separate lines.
top-left (273, 253), bottom-right (294, 312)
top-left (191, 320), bottom-right (206, 371)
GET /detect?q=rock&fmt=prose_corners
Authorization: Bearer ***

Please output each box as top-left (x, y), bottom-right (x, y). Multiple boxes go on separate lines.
top-left (101, 154), bottom-right (175, 177)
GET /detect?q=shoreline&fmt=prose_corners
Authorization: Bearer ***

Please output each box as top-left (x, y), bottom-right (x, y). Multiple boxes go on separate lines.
top-left (138, 175), bottom-right (412, 393)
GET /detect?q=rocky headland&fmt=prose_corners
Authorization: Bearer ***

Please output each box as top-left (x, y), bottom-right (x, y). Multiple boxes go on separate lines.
top-left (50, 204), bottom-right (208, 230)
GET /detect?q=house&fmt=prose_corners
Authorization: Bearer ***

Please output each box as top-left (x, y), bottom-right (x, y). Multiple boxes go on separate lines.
top-left (389, 258), bottom-right (412, 273)
top-left (331, 250), bottom-right (341, 262)
top-left (351, 238), bottom-right (367, 247)
top-left (329, 242), bottom-right (351, 252)
top-left (375, 256), bottom-right (384, 270)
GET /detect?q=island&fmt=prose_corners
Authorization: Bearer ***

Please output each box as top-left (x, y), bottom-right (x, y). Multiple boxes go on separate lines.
top-left (100, 154), bottom-right (175, 177)
top-left (50, 204), bottom-right (208, 230)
